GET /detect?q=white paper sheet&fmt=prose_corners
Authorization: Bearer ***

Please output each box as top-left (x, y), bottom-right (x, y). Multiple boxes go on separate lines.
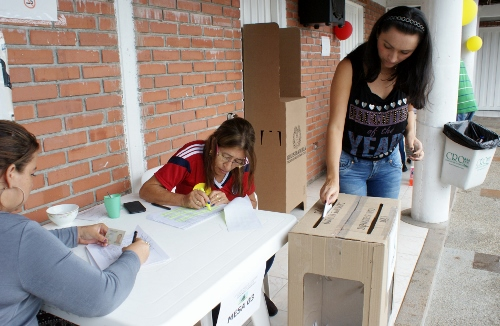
top-left (223, 196), bottom-right (261, 232)
top-left (147, 205), bottom-right (225, 229)
top-left (0, 0), bottom-right (58, 21)
top-left (321, 36), bottom-right (331, 56)
top-left (86, 225), bottom-right (169, 270)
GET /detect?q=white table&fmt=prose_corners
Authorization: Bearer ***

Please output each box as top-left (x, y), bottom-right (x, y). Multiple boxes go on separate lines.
top-left (42, 194), bottom-right (297, 326)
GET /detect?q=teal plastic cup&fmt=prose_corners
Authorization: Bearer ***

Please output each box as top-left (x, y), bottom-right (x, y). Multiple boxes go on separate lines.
top-left (104, 194), bottom-right (121, 219)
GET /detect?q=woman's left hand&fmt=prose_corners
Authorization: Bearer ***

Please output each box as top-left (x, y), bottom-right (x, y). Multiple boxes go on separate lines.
top-left (208, 190), bottom-right (228, 206)
top-left (78, 223), bottom-right (109, 246)
top-left (406, 136), bottom-right (424, 161)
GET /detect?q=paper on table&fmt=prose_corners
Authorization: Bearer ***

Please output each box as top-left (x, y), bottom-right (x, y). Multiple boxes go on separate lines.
top-left (147, 205), bottom-right (225, 230)
top-left (223, 196), bottom-right (261, 232)
top-left (86, 225), bottom-right (169, 270)
top-left (77, 205), bottom-right (108, 222)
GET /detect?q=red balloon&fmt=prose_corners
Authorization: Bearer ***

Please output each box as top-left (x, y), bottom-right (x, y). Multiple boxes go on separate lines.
top-left (334, 21), bottom-right (353, 40)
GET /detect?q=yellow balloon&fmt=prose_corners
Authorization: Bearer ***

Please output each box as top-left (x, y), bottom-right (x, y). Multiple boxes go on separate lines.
top-left (462, 0), bottom-right (478, 26)
top-left (466, 36), bottom-right (482, 52)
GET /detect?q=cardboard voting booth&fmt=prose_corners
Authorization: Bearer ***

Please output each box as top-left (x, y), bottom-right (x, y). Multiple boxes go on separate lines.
top-left (288, 194), bottom-right (399, 326)
top-left (242, 23), bottom-right (307, 214)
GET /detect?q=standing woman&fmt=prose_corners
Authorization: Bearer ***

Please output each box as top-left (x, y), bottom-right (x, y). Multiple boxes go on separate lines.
top-left (0, 120), bottom-right (149, 325)
top-left (320, 6), bottom-right (433, 204)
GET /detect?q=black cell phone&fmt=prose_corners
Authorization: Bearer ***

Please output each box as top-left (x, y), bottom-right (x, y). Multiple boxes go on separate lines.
top-left (123, 201), bottom-right (146, 214)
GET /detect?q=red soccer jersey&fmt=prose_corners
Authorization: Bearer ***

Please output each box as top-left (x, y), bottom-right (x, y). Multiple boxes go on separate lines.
top-left (154, 140), bottom-right (255, 201)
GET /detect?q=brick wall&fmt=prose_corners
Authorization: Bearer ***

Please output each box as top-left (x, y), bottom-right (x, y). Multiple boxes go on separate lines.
top-left (1, 0), bottom-right (384, 221)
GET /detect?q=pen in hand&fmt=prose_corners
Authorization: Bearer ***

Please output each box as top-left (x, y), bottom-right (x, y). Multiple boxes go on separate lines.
top-left (132, 231), bottom-right (138, 243)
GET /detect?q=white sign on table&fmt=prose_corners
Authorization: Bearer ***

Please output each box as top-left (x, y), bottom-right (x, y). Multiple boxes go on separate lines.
top-left (216, 263), bottom-right (265, 326)
top-left (0, 0), bottom-right (58, 21)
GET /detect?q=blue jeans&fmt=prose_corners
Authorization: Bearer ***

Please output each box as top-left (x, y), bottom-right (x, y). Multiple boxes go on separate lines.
top-left (339, 149), bottom-right (403, 199)
top-left (456, 111), bottom-right (475, 121)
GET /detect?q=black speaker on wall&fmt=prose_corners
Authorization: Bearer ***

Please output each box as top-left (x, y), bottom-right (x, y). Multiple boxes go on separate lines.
top-left (298, 0), bottom-right (345, 29)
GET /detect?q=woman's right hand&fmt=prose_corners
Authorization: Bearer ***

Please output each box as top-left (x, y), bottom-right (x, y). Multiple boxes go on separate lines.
top-left (123, 238), bottom-right (150, 264)
top-left (320, 177), bottom-right (340, 205)
top-left (182, 190), bottom-right (210, 209)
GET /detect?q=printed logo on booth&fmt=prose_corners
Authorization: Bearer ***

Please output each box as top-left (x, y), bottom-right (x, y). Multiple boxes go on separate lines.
top-left (24, 0), bottom-right (36, 9)
top-left (445, 151), bottom-right (470, 168)
top-left (476, 156), bottom-right (492, 168)
top-left (293, 125), bottom-right (301, 149)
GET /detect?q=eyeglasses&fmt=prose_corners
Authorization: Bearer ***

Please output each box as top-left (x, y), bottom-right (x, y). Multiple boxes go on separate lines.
top-left (217, 151), bottom-right (249, 168)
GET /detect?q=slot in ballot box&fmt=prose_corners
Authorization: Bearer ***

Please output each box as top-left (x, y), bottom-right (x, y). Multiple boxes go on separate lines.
top-left (288, 194), bottom-right (400, 326)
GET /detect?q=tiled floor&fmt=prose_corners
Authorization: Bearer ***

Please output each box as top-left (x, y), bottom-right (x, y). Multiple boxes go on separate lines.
top-left (246, 170), bottom-right (428, 326)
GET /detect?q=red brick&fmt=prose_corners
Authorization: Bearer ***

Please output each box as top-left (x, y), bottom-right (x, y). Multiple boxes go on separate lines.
top-left (64, 14), bottom-right (97, 29)
top-left (196, 107), bottom-right (217, 119)
top-left (183, 74), bottom-right (205, 85)
top-left (185, 119), bottom-right (207, 133)
top-left (142, 90), bottom-right (168, 103)
top-left (68, 143), bottom-right (107, 162)
top-left (159, 151), bottom-right (175, 165)
top-left (225, 50), bottom-right (241, 60)
top-left (99, 17), bottom-right (116, 31)
top-left (92, 153), bottom-right (128, 172)
top-left (31, 174), bottom-right (45, 191)
top-left (37, 152), bottom-right (66, 170)
top-left (34, 66), bottom-right (80, 82)
top-left (2, 29), bottom-right (27, 44)
top-left (216, 62), bottom-right (234, 71)
top-left (192, 38), bottom-right (213, 48)
top-left (58, 49), bottom-right (100, 63)
top-left (79, 32), bottom-right (117, 46)
top-left (193, 62), bottom-right (215, 72)
top-left (180, 25), bottom-right (203, 36)
top-left (112, 166), bottom-right (130, 181)
top-left (48, 163), bottom-right (90, 185)
top-left (191, 14), bottom-right (212, 26)
top-left (156, 101), bottom-right (182, 114)
top-left (135, 20), bottom-right (149, 33)
top-left (178, 0), bottom-right (201, 11)
top-left (168, 63), bottom-right (193, 74)
top-left (150, 21), bottom-right (177, 34)
top-left (83, 65), bottom-right (120, 78)
top-left (29, 30), bottom-right (77, 46)
top-left (73, 172), bottom-right (112, 194)
top-left (76, 1), bottom-right (115, 15)
top-left (8, 49), bottom-right (53, 64)
top-left (206, 72), bottom-right (225, 82)
top-left (152, 50), bottom-right (180, 61)
top-left (149, 0), bottom-right (176, 8)
top-left (213, 16), bottom-right (232, 27)
top-left (163, 10), bottom-right (190, 22)
top-left (137, 50), bottom-right (152, 62)
top-left (215, 82), bottom-right (235, 93)
top-left (23, 119), bottom-right (62, 136)
top-left (85, 95), bottom-right (122, 111)
top-left (158, 124), bottom-right (183, 139)
top-left (107, 109), bottom-right (123, 123)
top-left (183, 97), bottom-right (206, 109)
top-left (146, 141), bottom-right (172, 156)
top-left (214, 39), bottom-right (233, 49)
top-left (172, 134), bottom-right (196, 149)
top-left (137, 35), bottom-right (165, 47)
top-left (38, 99), bottom-right (83, 117)
top-left (169, 87), bottom-right (193, 99)
top-left (145, 115), bottom-right (170, 129)
top-left (95, 180), bottom-right (130, 201)
top-left (66, 112), bottom-right (104, 130)
top-left (154, 75), bottom-right (181, 88)
top-left (217, 103), bottom-right (235, 114)
top-left (104, 79), bottom-right (121, 93)
top-left (181, 50), bottom-right (204, 61)
top-left (43, 131), bottom-right (87, 151)
top-left (89, 125), bottom-right (124, 141)
top-left (194, 85), bottom-right (215, 95)
top-left (166, 37), bottom-right (191, 48)
top-left (60, 81), bottom-right (101, 97)
top-left (223, 7), bottom-right (240, 18)
top-left (197, 128), bottom-right (215, 141)
top-left (12, 85), bottom-right (58, 102)
top-left (58, 0), bottom-right (75, 12)
top-left (206, 94), bottom-right (225, 105)
top-left (140, 77), bottom-right (154, 89)
top-left (102, 50), bottom-right (120, 63)
top-left (171, 110), bottom-right (195, 124)
top-left (109, 139), bottom-right (126, 153)
top-left (213, 0), bottom-right (232, 5)
top-left (207, 115), bottom-right (226, 127)
top-left (202, 3), bottom-right (223, 15)
top-left (139, 63), bottom-right (167, 75)
top-left (13, 105), bottom-right (35, 120)
top-left (134, 6), bottom-right (163, 20)
top-left (25, 185), bottom-right (71, 210)
top-left (10, 67), bottom-right (32, 83)
top-left (227, 92), bottom-right (243, 102)
top-left (206, 50), bottom-right (225, 60)
top-left (227, 72), bottom-right (242, 80)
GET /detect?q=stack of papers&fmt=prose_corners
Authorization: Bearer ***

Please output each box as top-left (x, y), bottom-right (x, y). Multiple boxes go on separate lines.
top-left (86, 226), bottom-right (170, 270)
top-left (147, 205), bottom-right (225, 229)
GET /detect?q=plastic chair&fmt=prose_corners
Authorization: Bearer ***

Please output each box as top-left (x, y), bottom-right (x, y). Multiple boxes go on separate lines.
top-left (141, 165), bottom-right (163, 186)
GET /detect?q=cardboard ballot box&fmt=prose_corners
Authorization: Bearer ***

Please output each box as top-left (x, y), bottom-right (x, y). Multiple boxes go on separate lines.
top-left (288, 194), bottom-right (400, 326)
top-left (242, 23), bottom-right (307, 213)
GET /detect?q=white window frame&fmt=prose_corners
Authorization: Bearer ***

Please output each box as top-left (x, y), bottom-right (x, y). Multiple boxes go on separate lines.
top-left (340, 1), bottom-right (364, 60)
top-left (240, 0), bottom-right (287, 28)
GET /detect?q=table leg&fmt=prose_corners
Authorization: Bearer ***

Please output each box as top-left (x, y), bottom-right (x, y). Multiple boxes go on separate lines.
top-left (250, 292), bottom-right (271, 326)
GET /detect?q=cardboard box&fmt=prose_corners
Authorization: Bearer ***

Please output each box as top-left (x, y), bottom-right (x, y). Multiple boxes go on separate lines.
top-left (242, 23), bottom-right (307, 213)
top-left (288, 194), bottom-right (400, 326)
top-left (440, 137), bottom-right (495, 190)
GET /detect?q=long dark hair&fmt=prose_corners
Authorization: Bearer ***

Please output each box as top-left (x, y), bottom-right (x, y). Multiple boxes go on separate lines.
top-left (0, 120), bottom-right (39, 175)
top-left (203, 117), bottom-right (256, 196)
top-left (363, 6), bottom-right (433, 109)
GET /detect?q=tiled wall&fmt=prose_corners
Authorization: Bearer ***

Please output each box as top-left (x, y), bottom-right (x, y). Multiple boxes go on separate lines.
top-left (1, 0), bottom-right (384, 221)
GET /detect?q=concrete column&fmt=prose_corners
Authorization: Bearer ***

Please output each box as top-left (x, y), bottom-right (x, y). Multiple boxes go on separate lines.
top-left (115, 0), bottom-right (145, 193)
top-left (411, 0), bottom-right (463, 223)
top-left (461, 0), bottom-right (479, 83)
